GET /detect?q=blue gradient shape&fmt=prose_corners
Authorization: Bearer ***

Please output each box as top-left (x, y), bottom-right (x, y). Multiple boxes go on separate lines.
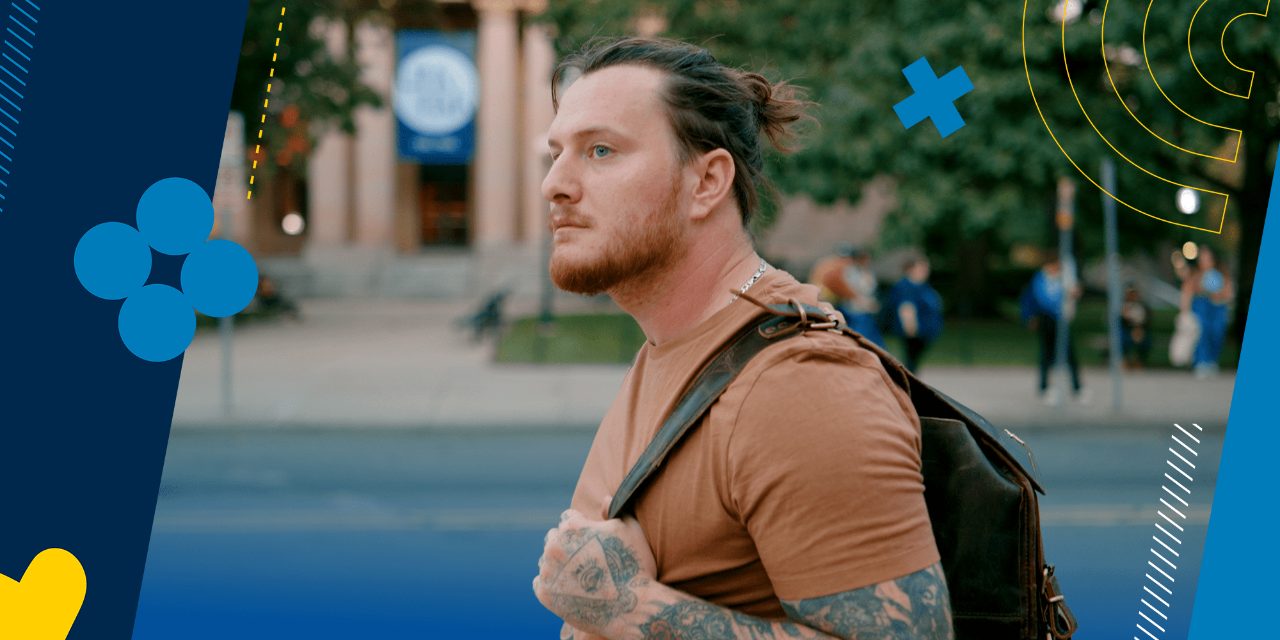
top-left (893, 57), bottom-right (973, 138)
top-left (136, 176), bottom-right (214, 256)
top-left (0, 3), bottom-right (249, 636)
top-left (1188, 143), bottom-right (1280, 638)
top-left (73, 221), bottom-right (151, 300)
top-left (180, 239), bottom-right (258, 318)
top-left (117, 284), bottom-right (195, 362)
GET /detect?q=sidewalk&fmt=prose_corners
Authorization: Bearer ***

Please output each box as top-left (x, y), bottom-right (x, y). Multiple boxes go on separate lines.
top-left (173, 299), bottom-right (1236, 432)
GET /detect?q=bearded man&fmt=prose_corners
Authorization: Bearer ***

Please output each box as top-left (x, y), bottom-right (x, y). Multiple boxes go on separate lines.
top-left (533, 37), bottom-right (953, 640)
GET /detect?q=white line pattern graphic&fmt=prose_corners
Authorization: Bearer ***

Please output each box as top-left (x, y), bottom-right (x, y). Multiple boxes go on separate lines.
top-left (0, 0), bottom-right (37, 212)
top-left (1134, 423), bottom-right (1202, 640)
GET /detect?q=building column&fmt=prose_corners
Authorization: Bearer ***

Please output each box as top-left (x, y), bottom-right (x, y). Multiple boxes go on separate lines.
top-left (309, 132), bottom-right (354, 248)
top-left (473, 0), bottom-right (521, 247)
top-left (521, 20), bottom-right (554, 251)
top-left (212, 112), bottom-right (251, 248)
top-left (353, 18), bottom-right (396, 251)
top-left (306, 18), bottom-right (351, 249)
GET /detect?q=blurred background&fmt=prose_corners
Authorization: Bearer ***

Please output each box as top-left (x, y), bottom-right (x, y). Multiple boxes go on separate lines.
top-left (131, 0), bottom-right (1274, 637)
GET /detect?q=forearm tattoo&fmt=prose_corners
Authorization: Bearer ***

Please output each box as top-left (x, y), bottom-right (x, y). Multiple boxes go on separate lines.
top-left (548, 529), bottom-right (647, 629)
top-left (781, 563), bottom-right (954, 639)
top-left (640, 601), bottom-right (808, 639)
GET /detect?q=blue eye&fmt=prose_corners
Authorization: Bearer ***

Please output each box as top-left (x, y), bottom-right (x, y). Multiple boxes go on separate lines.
top-left (591, 145), bottom-right (611, 158)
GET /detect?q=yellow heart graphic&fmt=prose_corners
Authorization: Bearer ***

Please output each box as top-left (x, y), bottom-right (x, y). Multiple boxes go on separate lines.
top-left (0, 548), bottom-right (87, 640)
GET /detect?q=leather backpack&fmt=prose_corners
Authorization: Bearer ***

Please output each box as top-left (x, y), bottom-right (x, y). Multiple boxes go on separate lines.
top-left (606, 296), bottom-right (1078, 640)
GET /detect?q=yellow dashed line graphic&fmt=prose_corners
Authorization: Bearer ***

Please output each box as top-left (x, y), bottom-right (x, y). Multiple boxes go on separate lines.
top-left (247, 4), bottom-right (287, 201)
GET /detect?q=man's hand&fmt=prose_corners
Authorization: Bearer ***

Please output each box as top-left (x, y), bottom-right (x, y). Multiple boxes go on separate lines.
top-left (899, 302), bottom-right (919, 338)
top-left (534, 509), bottom-right (656, 638)
top-left (534, 509), bottom-right (949, 640)
top-left (561, 621), bottom-right (605, 640)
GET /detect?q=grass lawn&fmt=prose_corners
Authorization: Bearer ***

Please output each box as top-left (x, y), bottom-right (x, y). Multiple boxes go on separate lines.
top-left (495, 312), bottom-right (648, 364)
top-left (495, 299), bottom-right (1240, 368)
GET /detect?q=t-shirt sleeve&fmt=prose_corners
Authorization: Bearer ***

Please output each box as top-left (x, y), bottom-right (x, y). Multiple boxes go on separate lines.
top-left (722, 336), bottom-right (940, 601)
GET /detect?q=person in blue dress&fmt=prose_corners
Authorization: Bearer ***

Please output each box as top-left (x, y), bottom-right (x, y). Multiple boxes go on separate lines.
top-left (840, 247), bottom-right (886, 348)
top-left (887, 256), bottom-right (942, 373)
top-left (1181, 246), bottom-right (1233, 378)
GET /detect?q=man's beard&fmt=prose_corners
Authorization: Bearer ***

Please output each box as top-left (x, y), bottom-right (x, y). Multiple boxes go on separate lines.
top-left (550, 177), bottom-right (686, 296)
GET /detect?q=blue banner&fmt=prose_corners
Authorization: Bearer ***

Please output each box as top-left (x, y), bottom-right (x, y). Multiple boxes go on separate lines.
top-left (394, 30), bottom-right (477, 165)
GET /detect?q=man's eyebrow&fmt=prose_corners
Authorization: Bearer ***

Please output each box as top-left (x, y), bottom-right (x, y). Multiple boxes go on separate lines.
top-left (547, 126), bottom-right (629, 149)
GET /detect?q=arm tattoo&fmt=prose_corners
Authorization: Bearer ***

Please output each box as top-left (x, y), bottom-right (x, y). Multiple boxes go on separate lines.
top-left (640, 600), bottom-right (807, 639)
top-left (780, 563), bottom-right (954, 639)
top-left (548, 531), bottom-right (647, 628)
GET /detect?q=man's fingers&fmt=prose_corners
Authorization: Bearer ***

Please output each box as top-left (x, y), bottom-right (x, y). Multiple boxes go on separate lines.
top-left (539, 526), bottom-right (570, 579)
top-left (533, 575), bottom-right (555, 611)
top-left (539, 535), bottom-right (566, 569)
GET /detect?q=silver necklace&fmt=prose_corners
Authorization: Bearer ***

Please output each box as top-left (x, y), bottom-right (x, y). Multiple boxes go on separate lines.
top-left (734, 258), bottom-right (769, 299)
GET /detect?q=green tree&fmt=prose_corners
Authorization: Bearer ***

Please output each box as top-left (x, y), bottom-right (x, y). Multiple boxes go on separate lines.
top-left (232, 1), bottom-right (396, 173)
top-left (540, 0), bottom-right (1276, 326)
top-left (230, 1), bottom-right (436, 245)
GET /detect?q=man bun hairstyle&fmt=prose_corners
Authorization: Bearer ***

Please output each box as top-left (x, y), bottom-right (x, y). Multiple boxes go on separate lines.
top-left (552, 36), bottom-right (811, 226)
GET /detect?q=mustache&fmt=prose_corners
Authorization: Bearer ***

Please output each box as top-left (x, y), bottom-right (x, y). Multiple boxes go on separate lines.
top-left (549, 207), bottom-right (591, 230)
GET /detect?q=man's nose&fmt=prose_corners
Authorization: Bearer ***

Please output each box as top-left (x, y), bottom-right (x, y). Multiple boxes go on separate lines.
top-left (541, 155), bottom-right (581, 204)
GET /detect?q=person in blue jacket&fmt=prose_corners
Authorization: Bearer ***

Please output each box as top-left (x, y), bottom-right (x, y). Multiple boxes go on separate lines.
top-left (887, 256), bottom-right (942, 373)
top-left (1020, 256), bottom-right (1084, 404)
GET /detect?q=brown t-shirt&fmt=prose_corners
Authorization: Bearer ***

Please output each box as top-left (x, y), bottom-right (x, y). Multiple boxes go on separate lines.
top-left (570, 269), bottom-right (939, 619)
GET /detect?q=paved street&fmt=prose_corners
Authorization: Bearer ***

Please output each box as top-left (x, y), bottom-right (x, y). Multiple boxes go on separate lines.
top-left (133, 426), bottom-right (1221, 639)
top-left (134, 298), bottom-right (1236, 638)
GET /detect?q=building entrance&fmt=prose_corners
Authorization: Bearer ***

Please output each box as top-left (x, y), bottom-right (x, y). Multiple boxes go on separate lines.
top-left (419, 163), bottom-right (470, 246)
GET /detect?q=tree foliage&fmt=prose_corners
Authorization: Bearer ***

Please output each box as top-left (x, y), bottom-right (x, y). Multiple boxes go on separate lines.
top-left (231, 1), bottom-right (435, 172)
top-left (540, 0), bottom-right (1277, 322)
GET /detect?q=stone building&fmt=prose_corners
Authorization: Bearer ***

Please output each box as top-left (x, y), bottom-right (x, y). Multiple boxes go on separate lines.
top-left (221, 0), bottom-right (890, 300)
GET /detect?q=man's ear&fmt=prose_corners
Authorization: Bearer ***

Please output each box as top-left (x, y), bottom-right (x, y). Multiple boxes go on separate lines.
top-left (688, 148), bottom-right (736, 221)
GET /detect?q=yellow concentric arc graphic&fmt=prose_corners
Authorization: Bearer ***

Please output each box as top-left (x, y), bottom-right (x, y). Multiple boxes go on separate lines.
top-left (1022, 0), bottom-right (1266, 233)
top-left (1186, 0), bottom-right (1263, 99)
top-left (1141, 0), bottom-right (1244, 164)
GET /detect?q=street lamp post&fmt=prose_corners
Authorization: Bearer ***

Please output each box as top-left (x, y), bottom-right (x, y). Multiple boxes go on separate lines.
top-left (219, 208), bottom-right (235, 417)
top-left (1102, 159), bottom-right (1123, 412)
top-left (1055, 177), bottom-right (1077, 407)
top-left (215, 111), bottom-right (246, 418)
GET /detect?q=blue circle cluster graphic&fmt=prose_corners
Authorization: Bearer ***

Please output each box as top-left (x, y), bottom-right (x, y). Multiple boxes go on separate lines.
top-left (73, 177), bottom-right (259, 362)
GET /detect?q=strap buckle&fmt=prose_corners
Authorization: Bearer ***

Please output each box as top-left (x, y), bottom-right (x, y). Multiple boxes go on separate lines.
top-left (740, 293), bottom-right (844, 339)
top-left (1042, 565), bottom-right (1078, 640)
top-left (758, 319), bottom-right (803, 340)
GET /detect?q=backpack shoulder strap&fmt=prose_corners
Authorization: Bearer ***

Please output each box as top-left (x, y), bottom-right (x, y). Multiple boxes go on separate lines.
top-left (607, 293), bottom-right (1045, 519)
top-left (606, 297), bottom-right (841, 519)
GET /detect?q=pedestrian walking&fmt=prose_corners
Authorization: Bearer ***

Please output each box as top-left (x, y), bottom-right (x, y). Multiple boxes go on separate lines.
top-left (887, 256), bottom-right (942, 373)
top-left (807, 244), bottom-right (857, 307)
top-left (1180, 247), bottom-right (1233, 378)
top-left (1119, 285), bottom-right (1151, 370)
top-left (842, 247), bottom-right (886, 348)
top-left (1021, 257), bottom-right (1086, 404)
top-left (532, 37), bottom-right (950, 640)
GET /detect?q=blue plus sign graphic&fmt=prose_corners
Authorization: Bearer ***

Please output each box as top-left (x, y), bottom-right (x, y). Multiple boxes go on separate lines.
top-left (893, 57), bottom-right (974, 138)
